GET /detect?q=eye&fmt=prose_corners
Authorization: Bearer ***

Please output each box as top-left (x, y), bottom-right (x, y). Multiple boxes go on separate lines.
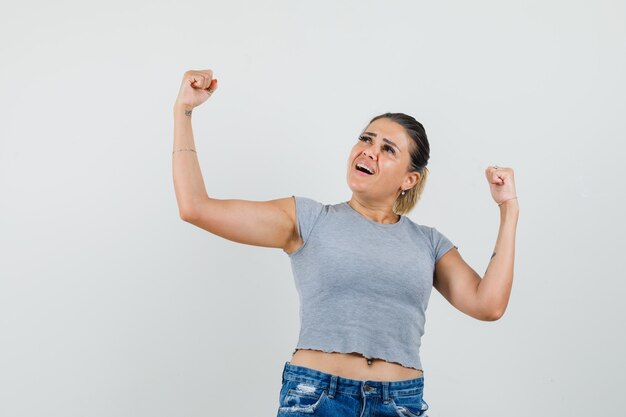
top-left (358, 135), bottom-right (371, 143)
top-left (384, 145), bottom-right (395, 154)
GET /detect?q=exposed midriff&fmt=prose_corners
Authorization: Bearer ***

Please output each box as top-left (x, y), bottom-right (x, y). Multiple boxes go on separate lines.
top-left (290, 348), bottom-right (424, 382)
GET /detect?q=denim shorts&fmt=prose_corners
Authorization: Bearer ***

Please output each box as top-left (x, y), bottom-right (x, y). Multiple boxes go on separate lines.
top-left (277, 361), bottom-right (429, 417)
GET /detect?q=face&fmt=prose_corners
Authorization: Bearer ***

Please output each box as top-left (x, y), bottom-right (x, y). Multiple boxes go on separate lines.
top-left (346, 117), bottom-right (420, 203)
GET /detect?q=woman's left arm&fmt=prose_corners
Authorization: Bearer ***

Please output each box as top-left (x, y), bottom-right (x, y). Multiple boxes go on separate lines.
top-left (433, 166), bottom-right (519, 321)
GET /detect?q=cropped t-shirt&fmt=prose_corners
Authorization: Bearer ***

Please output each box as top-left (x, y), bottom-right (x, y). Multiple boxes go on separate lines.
top-left (282, 196), bottom-right (457, 371)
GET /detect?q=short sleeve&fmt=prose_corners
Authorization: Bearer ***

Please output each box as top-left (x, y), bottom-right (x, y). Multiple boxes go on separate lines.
top-left (430, 226), bottom-right (458, 263)
top-left (284, 195), bottom-right (324, 255)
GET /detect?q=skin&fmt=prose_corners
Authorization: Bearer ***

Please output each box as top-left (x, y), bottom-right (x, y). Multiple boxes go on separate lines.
top-left (174, 71), bottom-right (518, 383)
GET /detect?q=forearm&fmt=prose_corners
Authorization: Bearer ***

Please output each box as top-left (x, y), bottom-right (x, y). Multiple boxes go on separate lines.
top-left (477, 199), bottom-right (519, 318)
top-left (172, 104), bottom-right (209, 217)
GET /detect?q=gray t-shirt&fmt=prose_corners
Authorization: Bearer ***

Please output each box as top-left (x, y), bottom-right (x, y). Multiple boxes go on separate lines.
top-left (283, 196), bottom-right (457, 371)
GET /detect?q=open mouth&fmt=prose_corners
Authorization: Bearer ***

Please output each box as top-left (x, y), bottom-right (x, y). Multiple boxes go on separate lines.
top-left (355, 163), bottom-right (374, 175)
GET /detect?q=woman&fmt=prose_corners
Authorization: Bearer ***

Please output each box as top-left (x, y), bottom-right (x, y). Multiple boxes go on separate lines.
top-left (172, 69), bottom-right (519, 417)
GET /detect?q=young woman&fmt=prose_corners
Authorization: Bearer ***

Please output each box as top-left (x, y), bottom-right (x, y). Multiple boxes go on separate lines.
top-left (172, 69), bottom-right (519, 417)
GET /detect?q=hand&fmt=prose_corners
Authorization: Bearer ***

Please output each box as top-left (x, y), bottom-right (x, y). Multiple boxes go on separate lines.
top-left (174, 69), bottom-right (218, 111)
top-left (485, 165), bottom-right (517, 206)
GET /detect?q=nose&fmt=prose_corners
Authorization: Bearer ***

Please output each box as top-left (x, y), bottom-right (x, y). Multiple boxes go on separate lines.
top-left (362, 146), bottom-right (378, 160)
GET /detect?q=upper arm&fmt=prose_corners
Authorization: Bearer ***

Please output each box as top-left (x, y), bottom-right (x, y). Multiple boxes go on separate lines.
top-left (433, 248), bottom-right (496, 321)
top-left (181, 195), bottom-right (299, 251)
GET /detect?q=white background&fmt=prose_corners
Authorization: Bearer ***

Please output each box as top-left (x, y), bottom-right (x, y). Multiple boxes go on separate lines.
top-left (1, 1), bottom-right (624, 416)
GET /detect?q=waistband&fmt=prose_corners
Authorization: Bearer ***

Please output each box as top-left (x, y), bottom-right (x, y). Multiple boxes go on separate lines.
top-left (282, 362), bottom-right (424, 401)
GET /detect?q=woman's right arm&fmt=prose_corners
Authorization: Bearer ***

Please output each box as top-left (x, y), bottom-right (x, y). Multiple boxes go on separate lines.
top-left (172, 70), bottom-right (301, 253)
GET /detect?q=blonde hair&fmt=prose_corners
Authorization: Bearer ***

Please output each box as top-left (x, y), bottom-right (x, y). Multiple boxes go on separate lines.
top-left (393, 166), bottom-right (429, 216)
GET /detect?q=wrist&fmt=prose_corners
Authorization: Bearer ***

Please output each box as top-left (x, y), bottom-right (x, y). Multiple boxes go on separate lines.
top-left (173, 102), bottom-right (194, 115)
top-left (498, 197), bottom-right (519, 214)
top-left (498, 197), bottom-right (518, 207)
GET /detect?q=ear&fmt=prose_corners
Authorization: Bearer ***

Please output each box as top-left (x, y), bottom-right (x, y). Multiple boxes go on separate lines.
top-left (403, 171), bottom-right (420, 189)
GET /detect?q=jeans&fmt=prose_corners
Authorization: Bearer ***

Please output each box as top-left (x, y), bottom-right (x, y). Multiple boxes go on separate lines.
top-left (277, 361), bottom-right (429, 417)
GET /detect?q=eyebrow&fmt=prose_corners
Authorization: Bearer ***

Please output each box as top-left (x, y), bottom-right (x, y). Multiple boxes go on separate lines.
top-left (363, 131), bottom-right (401, 153)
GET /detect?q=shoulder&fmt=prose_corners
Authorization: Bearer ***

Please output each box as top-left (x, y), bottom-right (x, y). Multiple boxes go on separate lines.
top-left (283, 195), bottom-right (331, 255)
top-left (403, 218), bottom-right (456, 261)
top-left (404, 218), bottom-right (447, 237)
top-left (292, 195), bottom-right (325, 206)
top-left (291, 195), bottom-right (329, 233)
top-left (291, 195), bottom-right (329, 216)
top-left (402, 216), bottom-right (431, 236)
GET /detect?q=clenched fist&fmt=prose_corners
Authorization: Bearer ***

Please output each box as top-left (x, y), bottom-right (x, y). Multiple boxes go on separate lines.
top-left (174, 69), bottom-right (218, 112)
top-left (485, 165), bottom-right (518, 207)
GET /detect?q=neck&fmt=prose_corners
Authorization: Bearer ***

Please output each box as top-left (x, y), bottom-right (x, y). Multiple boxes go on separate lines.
top-left (347, 197), bottom-right (400, 224)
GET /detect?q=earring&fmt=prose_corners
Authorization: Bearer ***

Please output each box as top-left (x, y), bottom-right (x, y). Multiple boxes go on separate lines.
top-left (401, 190), bottom-right (406, 196)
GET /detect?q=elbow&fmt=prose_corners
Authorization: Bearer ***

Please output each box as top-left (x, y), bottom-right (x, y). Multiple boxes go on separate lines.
top-left (483, 307), bottom-right (505, 321)
top-left (178, 198), bottom-right (206, 222)
top-left (179, 207), bottom-right (195, 222)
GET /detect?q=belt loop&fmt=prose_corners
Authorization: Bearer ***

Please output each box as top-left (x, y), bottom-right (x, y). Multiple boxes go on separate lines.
top-left (327, 375), bottom-right (338, 398)
top-left (382, 381), bottom-right (390, 403)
